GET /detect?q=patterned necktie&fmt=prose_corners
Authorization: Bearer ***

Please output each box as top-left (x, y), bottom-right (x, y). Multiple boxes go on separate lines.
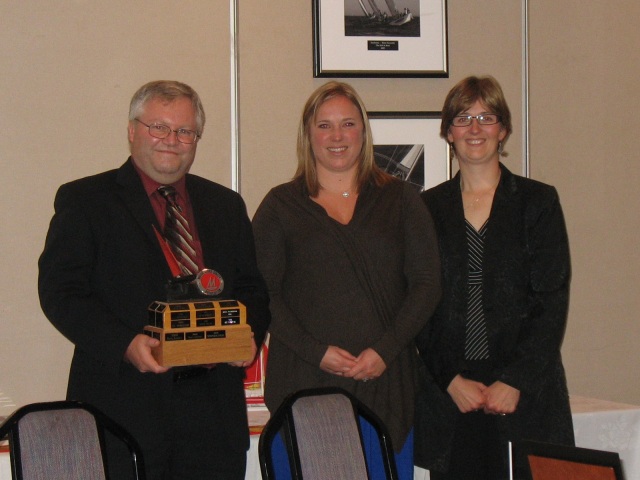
top-left (157, 186), bottom-right (199, 276)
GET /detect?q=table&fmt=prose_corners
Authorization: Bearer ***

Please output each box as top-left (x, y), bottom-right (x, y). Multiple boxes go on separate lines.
top-left (0, 447), bottom-right (7, 480)
top-left (571, 395), bottom-right (640, 480)
top-left (3, 396), bottom-right (640, 479)
top-left (246, 405), bottom-right (269, 479)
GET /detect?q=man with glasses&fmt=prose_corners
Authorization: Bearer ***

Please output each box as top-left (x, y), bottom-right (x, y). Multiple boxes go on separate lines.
top-left (38, 80), bottom-right (270, 479)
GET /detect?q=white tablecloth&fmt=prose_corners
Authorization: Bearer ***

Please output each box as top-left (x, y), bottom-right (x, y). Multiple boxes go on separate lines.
top-left (0, 453), bottom-right (8, 480)
top-left (570, 395), bottom-right (640, 480)
top-left (247, 435), bottom-right (261, 480)
top-left (3, 396), bottom-right (640, 479)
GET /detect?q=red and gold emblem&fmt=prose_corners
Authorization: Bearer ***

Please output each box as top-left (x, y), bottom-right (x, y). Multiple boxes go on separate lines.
top-left (195, 269), bottom-right (224, 296)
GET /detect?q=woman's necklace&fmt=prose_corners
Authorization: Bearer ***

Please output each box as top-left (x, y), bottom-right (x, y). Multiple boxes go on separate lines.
top-left (461, 177), bottom-right (500, 210)
top-left (321, 185), bottom-right (354, 198)
top-left (464, 195), bottom-right (481, 210)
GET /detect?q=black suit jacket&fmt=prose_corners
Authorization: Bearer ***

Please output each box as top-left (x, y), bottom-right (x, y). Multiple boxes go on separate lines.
top-left (415, 164), bottom-right (574, 470)
top-left (38, 158), bottom-right (270, 458)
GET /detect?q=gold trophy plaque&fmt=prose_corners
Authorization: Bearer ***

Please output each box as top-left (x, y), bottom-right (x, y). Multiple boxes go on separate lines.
top-left (144, 299), bottom-right (253, 367)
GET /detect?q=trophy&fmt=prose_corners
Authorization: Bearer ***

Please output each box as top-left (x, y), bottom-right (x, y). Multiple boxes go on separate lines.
top-left (143, 269), bottom-right (253, 366)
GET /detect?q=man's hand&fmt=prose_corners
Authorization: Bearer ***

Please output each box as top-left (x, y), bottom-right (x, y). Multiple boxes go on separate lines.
top-left (228, 336), bottom-right (258, 368)
top-left (124, 334), bottom-right (170, 374)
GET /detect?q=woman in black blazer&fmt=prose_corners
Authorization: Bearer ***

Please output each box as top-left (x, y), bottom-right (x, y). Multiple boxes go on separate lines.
top-left (415, 76), bottom-right (574, 479)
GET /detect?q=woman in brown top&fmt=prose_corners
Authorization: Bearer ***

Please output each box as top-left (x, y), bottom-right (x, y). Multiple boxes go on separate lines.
top-left (253, 81), bottom-right (441, 479)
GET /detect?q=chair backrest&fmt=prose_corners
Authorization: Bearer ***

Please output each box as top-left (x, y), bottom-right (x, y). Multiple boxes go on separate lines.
top-left (292, 393), bottom-right (369, 479)
top-left (17, 408), bottom-right (106, 480)
top-left (259, 387), bottom-right (398, 480)
top-left (0, 401), bottom-right (145, 480)
top-left (516, 440), bottom-right (624, 480)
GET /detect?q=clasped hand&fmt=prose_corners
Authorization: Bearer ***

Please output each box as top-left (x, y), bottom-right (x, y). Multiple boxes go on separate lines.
top-left (319, 345), bottom-right (386, 382)
top-left (447, 374), bottom-right (520, 415)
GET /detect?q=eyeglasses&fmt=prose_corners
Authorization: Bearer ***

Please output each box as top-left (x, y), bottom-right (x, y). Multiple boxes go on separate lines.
top-left (135, 118), bottom-right (200, 144)
top-left (451, 114), bottom-right (501, 127)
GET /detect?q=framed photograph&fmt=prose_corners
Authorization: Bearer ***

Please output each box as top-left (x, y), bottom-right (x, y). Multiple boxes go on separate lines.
top-left (368, 111), bottom-right (450, 192)
top-left (313, 0), bottom-right (448, 78)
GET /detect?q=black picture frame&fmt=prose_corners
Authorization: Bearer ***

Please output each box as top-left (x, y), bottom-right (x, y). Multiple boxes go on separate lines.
top-left (313, 0), bottom-right (448, 78)
top-left (368, 111), bottom-right (450, 192)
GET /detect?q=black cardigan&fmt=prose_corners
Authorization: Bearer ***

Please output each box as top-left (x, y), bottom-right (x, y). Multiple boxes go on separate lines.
top-left (415, 164), bottom-right (574, 471)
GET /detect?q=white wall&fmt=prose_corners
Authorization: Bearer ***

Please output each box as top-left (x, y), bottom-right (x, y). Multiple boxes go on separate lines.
top-left (1, 0), bottom-right (639, 417)
top-left (0, 1), bottom-right (232, 415)
top-left (529, 0), bottom-right (640, 401)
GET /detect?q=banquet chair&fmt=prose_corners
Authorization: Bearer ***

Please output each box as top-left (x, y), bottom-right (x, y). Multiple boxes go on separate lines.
top-left (0, 400), bottom-right (145, 480)
top-left (258, 387), bottom-right (398, 479)
top-left (515, 440), bottom-right (624, 480)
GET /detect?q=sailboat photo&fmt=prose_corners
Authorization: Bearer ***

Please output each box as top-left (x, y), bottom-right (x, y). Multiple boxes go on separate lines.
top-left (345, 0), bottom-right (420, 37)
top-left (357, 0), bottom-right (413, 25)
top-left (374, 144), bottom-right (425, 192)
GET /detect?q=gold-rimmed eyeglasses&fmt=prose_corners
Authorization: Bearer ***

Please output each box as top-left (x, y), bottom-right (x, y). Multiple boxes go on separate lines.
top-left (135, 118), bottom-right (200, 144)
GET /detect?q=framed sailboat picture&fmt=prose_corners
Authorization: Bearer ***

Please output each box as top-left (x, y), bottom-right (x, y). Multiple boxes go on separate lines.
top-left (313, 0), bottom-right (448, 77)
top-left (368, 111), bottom-right (451, 191)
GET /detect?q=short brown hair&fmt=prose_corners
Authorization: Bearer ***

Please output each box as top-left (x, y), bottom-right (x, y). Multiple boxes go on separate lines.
top-left (441, 75), bottom-right (512, 152)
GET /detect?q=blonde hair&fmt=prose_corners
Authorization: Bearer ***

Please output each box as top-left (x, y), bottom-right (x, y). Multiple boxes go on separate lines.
top-left (294, 81), bottom-right (391, 196)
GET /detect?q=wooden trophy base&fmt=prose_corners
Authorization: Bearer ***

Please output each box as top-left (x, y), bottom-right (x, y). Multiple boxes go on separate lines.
top-left (144, 299), bottom-right (253, 367)
top-left (144, 324), bottom-right (253, 366)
